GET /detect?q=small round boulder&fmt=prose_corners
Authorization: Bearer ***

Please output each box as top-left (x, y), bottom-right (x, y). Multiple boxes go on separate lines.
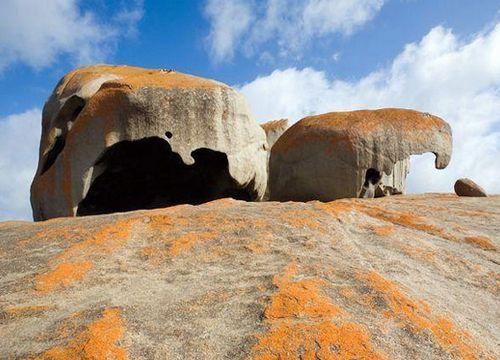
top-left (454, 178), bottom-right (487, 197)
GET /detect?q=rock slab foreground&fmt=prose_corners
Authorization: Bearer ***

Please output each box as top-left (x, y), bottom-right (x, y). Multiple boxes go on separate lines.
top-left (0, 194), bottom-right (499, 359)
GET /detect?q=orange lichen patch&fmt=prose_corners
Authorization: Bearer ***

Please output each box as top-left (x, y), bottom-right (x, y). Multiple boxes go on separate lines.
top-left (399, 245), bottom-right (436, 262)
top-left (370, 224), bottom-right (396, 236)
top-left (265, 263), bottom-right (342, 320)
top-left (36, 308), bottom-right (127, 360)
top-left (359, 271), bottom-right (479, 359)
top-left (58, 65), bottom-right (221, 98)
top-left (252, 263), bottom-right (384, 359)
top-left (3, 305), bottom-right (52, 318)
top-left (316, 200), bottom-right (358, 219)
top-left (57, 218), bottom-right (138, 261)
top-left (280, 210), bottom-right (323, 230)
top-left (35, 261), bottom-right (92, 293)
top-left (253, 320), bottom-right (384, 360)
top-left (272, 108), bottom-right (451, 160)
top-left (354, 203), bottom-right (459, 242)
top-left (339, 287), bottom-right (355, 299)
top-left (169, 231), bottom-right (216, 256)
top-left (32, 218), bottom-right (137, 293)
top-left (464, 236), bottom-right (496, 251)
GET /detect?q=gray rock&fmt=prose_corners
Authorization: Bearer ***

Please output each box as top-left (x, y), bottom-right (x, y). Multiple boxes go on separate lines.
top-left (260, 118), bottom-right (289, 149)
top-left (269, 108), bottom-right (452, 201)
top-left (30, 65), bottom-right (268, 220)
top-left (260, 119), bottom-right (289, 200)
top-left (455, 178), bottom-right (487, 197)
top-left (0, 194), bottom-right (499, 359)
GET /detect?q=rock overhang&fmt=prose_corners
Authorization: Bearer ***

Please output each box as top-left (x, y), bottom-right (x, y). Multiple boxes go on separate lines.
top-left (269, 108), bottom-right (452, 201)
top-left (31, 65), bottom-right (268, 221)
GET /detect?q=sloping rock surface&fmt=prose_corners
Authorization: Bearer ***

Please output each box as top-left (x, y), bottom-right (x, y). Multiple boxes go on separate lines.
top-left (0, 194), bottom-right (499, 359)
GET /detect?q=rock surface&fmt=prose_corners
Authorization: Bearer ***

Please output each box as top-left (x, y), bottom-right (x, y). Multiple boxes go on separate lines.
top-left (455, 178), bottom-right (487, 197)
top-left (31, 65), bottom-right (268, 221)
top-left (260, 118), bottom-right (289, 149)
top-left (1, 194), bottom-right (499, 359)
top-left (260, 119), bottom-right (289, 200)
top-left (269, 108), bottom-right (452, 201)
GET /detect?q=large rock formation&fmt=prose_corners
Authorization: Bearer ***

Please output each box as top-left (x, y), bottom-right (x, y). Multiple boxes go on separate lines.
top-left (269, 108), bottom-right (452, 201)
top-left (1, 194), bottom-right (498, 359)
top-left (30, 65), bottom-right (268, 221)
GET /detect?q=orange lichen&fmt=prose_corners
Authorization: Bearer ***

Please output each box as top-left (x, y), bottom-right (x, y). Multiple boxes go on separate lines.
top-left (33, 218), bottom-right (137, 293)
top-left (253, 263), bottom-right (384, 359)
top-left (58, 65), bottom-right (221, 98)
top-left (56, 218), bottom-right (137, 261)
top-left (359, 271), bottom-right (479, 359)
top-left (280, 210), bottom-right (323, 230)
top-left (399, 245), bottom-right (436, 262)
top-left (371, 224), bottom-right (395, 236)
top-left (168, 231), bottom-right (216, 256)
top-left (464, 236), bottom-right (496, 251)
top-left (36, 308), bottom-right (127, 360)
top-left (4, 305), bottom-right (52, 318)
top-left (253, 320), bottom-right (384, 360)
top-left (316, 200), bottom-right (358, 219)
top-left (265, 263), bottom-right (342, 320)
top-left (35, 261), bottom-right (92, 293)
top-left (272, 108), bottom-right (451, 157)
top-left (354, 203), bottom-right (459, 242)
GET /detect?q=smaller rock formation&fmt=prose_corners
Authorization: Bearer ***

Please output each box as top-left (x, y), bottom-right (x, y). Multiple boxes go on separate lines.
top-left (269, 108), bottom-right (452, 202)
top-left (260, 119), bottom-right (289, 149)
top-left (455, 178), bottom-right (487, 197)
top-left (260, 119), bottom-right (289, 200)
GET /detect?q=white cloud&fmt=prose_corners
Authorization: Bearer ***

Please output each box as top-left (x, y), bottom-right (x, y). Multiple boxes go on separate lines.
top-left (0, 0), bottom-right (143, 71)
top-left (239, 24), bottom-right (500, 194)
top-left (0, 109), bottom-right (41, 221)
top-left (204, 0), bottom-right (254, 62)
top-left (204, 0), bottom-right (385, 62)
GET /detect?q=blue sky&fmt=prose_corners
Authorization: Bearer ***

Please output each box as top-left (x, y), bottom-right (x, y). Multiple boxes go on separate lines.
top-left (1, 0), bottom-right (500, 220)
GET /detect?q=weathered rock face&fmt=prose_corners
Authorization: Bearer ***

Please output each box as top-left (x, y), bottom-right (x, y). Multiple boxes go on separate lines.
top-left (260, 119), bottom-right (289, 200)
top-left (269, 108), bottom-right (452, 201)
top-left (260, 118), bottom-right (289, 149)
top-left (1, 194), bottom-right (498, 359)
top-left (30, 65), bottom-right (268, 221)
top-left (455, 178), bottom-right (487, 197)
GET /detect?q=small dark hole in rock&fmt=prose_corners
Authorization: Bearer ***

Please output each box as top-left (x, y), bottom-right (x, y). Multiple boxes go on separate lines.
top-left (165, 131), bottom-right (172, 139)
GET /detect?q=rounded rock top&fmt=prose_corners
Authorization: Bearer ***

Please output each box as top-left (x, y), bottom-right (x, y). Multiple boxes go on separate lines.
top-left (55, 64), bottom-right (227, 97)
top-left (272, 108), bottom-right (452, 169)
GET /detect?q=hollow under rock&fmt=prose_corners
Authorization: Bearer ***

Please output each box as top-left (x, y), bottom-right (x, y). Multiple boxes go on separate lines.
top-left (77, 137), bottom-right (255, 216)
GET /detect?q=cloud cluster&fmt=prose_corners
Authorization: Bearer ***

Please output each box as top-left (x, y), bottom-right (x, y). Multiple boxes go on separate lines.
top-left (0, 0), bottom-right (143, 72)
top-left (0, 109), bottom-right (41, 221)
top-left (240, 24), bottom-right (500, 194)
top-left (205, 0), bottom-right (385, 62)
